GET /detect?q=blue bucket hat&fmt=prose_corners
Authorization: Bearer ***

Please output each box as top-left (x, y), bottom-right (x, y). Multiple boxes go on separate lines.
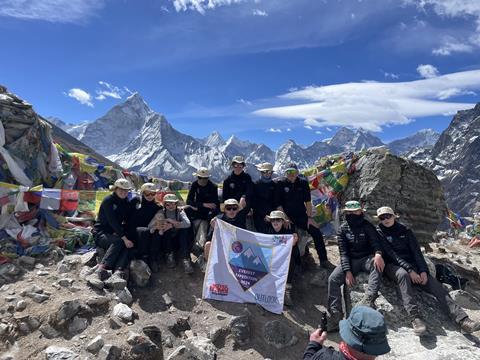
top-left (339, 306), bottom-right (390, 356)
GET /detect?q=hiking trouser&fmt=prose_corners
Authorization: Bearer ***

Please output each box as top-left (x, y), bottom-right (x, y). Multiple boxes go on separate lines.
top-left (95, 232), bottom-right (129, 270)
top-left (192, 220), bottom-right (209, 248)
top-left (384, 264), bottom-right (468, 323)
top-left (162, 228), bottom-right (190, 259)
top-left (287, 244), bottom-right (301, 284)
top-left (328, 256), bottom-right (381, 314)
top-left (136, 227), bottom-right (163, 260)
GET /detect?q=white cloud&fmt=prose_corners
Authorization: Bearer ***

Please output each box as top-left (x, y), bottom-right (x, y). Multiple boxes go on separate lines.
top-left (237, 98), bottom-right (253, 105)
top-left (432, 38), bottom-right (474, 55)
top-left (383, 71), bottom-right (399, 79)
top-left (253, 9), bottom-right (268, 16)
top-left (266, 128), bottom-right (282, 133)
top-left (304, 125), bottom-right (313, 130)
top-left (0, 0), bottom-right (104, 23)
top-left (171, 0), bottom-right (248, 14)
top-left (315, 130), bottom-right (322, 134)
top-left (286, 128), bottom-right (292, 132)
top-left (66, 88), bottom-right (93, 107)
top-left (253, 69), bottom-right (480, 132)
top-left (326, 127), bottom-right (333, 131)
top-left (417, 64), bottom-right (440, 78)
top-left (95, 81), bottom-right (124, 100)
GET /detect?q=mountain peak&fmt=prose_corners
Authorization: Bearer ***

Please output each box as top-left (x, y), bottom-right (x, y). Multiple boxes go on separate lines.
top-left (205, 131), bottom-right (225, 147)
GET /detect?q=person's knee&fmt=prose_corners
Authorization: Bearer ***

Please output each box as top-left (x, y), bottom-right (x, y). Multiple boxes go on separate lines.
top-left (396, 268), bottom-right (410, 282)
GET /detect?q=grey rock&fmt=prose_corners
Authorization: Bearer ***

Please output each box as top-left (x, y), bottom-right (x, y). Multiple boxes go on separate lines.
top-left (164, 335), bottom-right (174, 348)
top-left (449, 290), bottom-right (480, 310)
top-left (0, 263), bottom-right (20, 277)
top-left (309, 269), bottom-right (329, 287)
top-left (128, 332), bottom-right (162, 359)
top-left (0, 323), bottom-right (9, 335)
top-left (68, 316), bottom-right (88, 335)
top-left (109, 316), bottom-right (123, 329)
top-left (27, 316), bottom-right (40, 330)
top-left (143, 324), bottom-right (162, 345)
top-left (56, 300), bottom-right (82, 325)
top-left (129, 259), bottom-right (151, 287)
top-left (168, 317), bottom-right (190, 337)
top-left (112, 303), bottom-right (133, 322)
top-left (97, 344), bottom-right (122, 360)
top-left (115, 287), bottom-right (133, 305)
top-left (15, 300), bottom-right (27, 312)
top-left (57, 262), bottom-right (70, 274)
top-left (37, 270), bottom-right (49, 276)
top-left (39, 324), bottom-right (60, 339)
top-left (86, 275), bottom-right (104, 290)
top-left (215, 314), bottom-right (226, 320)
top-left (19, 256), bottom-right (36, 267)
top-left (5, 296), bottom-right (16, 302)
top-left (229, 315), bottom-right (250, 346)
top-left (79, 266), bottom-right (95, 279)
top-left (104, 275), bottom-right (127, 290)
top-left (18, 321), bottom-right (30, 334)
top-left (58, 278), bottom-right (74, 287)
top-left (45, 346), bottom-right (79, 360)
top-left (25, 292), bottom-right (49, 303)
top-left (81, 251), bottom-right (97, 267)
top-left (167, 346), bottom-right (188, 360)
top-left (263, 320), bottom-right (298, 349)
top-left (86, 295), bottom-right (110, 307)
top-left (20, 284), bottom-right (43, 295)
top-left (185, 336), bottom-right (217, 360)
top-left (87, 335), bottom-right (105, 354)
top-left (162, 293), bottom-right (173, 306)
top-left (207, 326), bottom-right (227, 345)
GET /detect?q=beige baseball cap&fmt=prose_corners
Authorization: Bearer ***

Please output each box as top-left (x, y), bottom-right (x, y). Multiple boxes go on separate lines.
top-left (140, 182), bottom-right (157, 193)
top-left (110, 178), bottom-right (133, 191)
top-left (266, 210), bottom-right (287, 221)
top-left (193, 167), bottom-right (210, 178)
top-left (256, 162), bottom-right (274, 172)
top-left (224, 198), bottom-right (239, 206)
top-left (376, 206), bottom-right (396, 217)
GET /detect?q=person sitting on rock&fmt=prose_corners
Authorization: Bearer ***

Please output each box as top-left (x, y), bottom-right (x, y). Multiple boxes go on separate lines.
top-left (252, 162), bottom-right (279, 233)
top-left (304, 305), bottom-right (391, 360)
top-left (149, 193), bottom-right (193, 274)
top-left (263, 210), bottom-right (299, 307)
top-left (327, 200), bottom-right (386, 331)
top-left (376, 206), bottom-right (480, 335)
top-left (275, 163), bottom-right (333, 269)
top-left (185, 167), bottom-right (220, 265)
top-left (126, 183), bottom-right (162, 273)
top-left (203, 198), bottom-right (247, 262)
top-left (222, 156), bottom-right (254, 211)
top-left (93, 178), bottom-right (134, 281)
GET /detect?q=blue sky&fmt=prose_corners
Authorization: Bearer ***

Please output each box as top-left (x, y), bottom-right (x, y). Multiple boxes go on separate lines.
top-left (1, 0), bottom-right (480, 149)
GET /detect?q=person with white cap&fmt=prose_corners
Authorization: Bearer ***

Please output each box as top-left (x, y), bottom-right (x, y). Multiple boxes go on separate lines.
top-left (222, 156), bottom-right (254, 211)
top-left (186, 167), bottom-right (220, 255)
top-left (327, 200), bottom-right (386, 331)
top-left (149, 193), bottom-right (193, 274)
top-left (275, 162), bottom-right (332, 269)
top-left (252, 162), bottom-right (279, 233)
top-left (93, 178), bottom-right (134, 281)
top-left (126, 183), bottom-right (162, 272)
top-left (264, 210), bottom-right (299, 306)
top-left (376, 206), bottom-right (480, 335)
top-left (304, 305), bottom-right (391, 359)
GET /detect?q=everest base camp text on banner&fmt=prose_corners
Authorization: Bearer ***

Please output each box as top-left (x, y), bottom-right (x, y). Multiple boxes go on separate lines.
top-left (202, 219), bottom-right (293, 314)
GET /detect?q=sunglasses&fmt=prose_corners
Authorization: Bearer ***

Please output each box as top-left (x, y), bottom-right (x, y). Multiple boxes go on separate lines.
top-left (165, 202), bottom-right (177, 206)
top-left (198, 176), bottom-right (209, 180)
top-left (286, 169), bottom-right (297, 175)
top-left (144, 192), bottom-right (156, 197)
top-left (261, 170), bottom-right (272, 174)
top-left (379, 214), bottom-right (393, 221)
top-left (271, 219), bottom-right (283, 223)
top-left (225, 206), bottom-right (238, 211)
top-left (232, 164), bottom-right (244, 168)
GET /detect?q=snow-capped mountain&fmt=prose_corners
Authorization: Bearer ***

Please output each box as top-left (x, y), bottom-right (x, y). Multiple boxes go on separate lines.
top-left (75, 93), bottom-right (152, 156)
top-left (204, 131), bottom-right (225, 148)
top-left (388, 129), bottom-right (440, 155)
top-left (328, 127), bottom-right (384, 152)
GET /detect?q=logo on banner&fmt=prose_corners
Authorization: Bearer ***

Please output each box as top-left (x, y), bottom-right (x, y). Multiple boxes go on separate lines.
top-left (228, 240), bottom-right (272, 291)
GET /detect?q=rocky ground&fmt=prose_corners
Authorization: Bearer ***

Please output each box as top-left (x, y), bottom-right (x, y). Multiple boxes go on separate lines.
top-left (0, 238), bottom-right (480, 360)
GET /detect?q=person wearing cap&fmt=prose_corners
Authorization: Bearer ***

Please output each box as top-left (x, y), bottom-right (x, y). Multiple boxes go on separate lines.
top-left (204, 198), bottom-right (247, 263)
top-left (376, 206), bottom-right (480, 335)
top-left (264, 210), bottom-right (300, 306)
top-left (222, 156), bottom-right (254, 212)
top-left (186, 167), bottom-right (220, 257)
top-left (327, 200), bottom-right (386, 331)
top-left (252, 162), bottom-right (279, 233)
top-left (148, 193), bottom-right (193, 274)
top-left (126, 183), bottom-right (162, 272)
top-left (275, 162), bottom-right (332, 269)
top-left (93, 178), bottom-right (135, 281)
top-left (304, 305), bottom-right (391, 360)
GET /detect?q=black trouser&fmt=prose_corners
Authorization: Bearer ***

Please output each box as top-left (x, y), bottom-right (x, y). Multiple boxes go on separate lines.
top-left (295, 217), bottom-right (328, 262)
top-left (135, 227), bottom-right (163, 261)
top-left (95, 232), bottom-right (129, 270)
top-left (253, 213), bottom-right (269, 233)
top-left (328, 256), bottom-right (381, 314)
top-left (159, 228), bottom-right (190, 259)
top-left (384, 264), bottom-right (468, 323)
top-left (287, 244), bottom-right (301, 284)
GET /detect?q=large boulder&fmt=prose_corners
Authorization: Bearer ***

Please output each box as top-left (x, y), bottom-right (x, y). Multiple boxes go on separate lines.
top-left (341, 150), bottom-right (446, 244)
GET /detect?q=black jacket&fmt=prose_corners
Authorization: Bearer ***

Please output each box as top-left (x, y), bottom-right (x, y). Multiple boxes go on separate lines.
top-left (207, 209), bottom-right (248, 240)
top-left (304, 342), bottom-right (346, 360)
top-left (186, 180), bottom-right (220, 219)
top-left (222, 171), bottom-right (254, 209)
top-left (275, 176), bottom-right (311, 224)
top-left (252, 179), bottom-right (278, 219)
top-left (126, 197), bottom-right (162, 236)
top-left (93, 193), bottom-right (131, 238)
top-left (337, 218), bottom-right (383, 272)
top-left (377, 222), bottom-right (429, 274)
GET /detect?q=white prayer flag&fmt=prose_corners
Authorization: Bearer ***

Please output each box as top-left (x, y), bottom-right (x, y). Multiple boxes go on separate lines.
top-left (202, 219), bottom-right (293, 314)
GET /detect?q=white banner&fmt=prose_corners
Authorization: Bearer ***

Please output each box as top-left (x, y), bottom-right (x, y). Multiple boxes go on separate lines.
top-left (202, 219), bottom-right (293, 314)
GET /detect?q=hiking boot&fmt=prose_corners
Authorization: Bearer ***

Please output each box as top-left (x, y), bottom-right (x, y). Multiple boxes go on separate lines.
top-left (284, 284), bottom-right (293, 307)
top-left (460, 317), bottom-right (480, 334)
top-left (183, 259), bottom-right (194, 274)
top-left (96, 266), bottom-right (110, 281)
top-left (166, 253), bottom-right (176, 269)
top-left (148, 259), bottom-right (159, 273)
top-left (320, 260), bottom-right (335, 270)
top-left (358, 294), bottom-right (377, 309)
top-left (196, 254), bottom-right (207, 272)
top-left (327, 311), bottom-right (343, 332)
top-left (411, 318), bottom-right (427, 336)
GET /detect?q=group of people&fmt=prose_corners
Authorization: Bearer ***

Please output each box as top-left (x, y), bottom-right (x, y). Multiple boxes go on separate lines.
top-left (91, 155), bottom-right (480, 344)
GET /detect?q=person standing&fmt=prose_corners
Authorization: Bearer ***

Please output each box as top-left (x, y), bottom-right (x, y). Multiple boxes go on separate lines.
top-left (327, 200), bottom-right (386, 331)
top-left (252, 162), bottom-right (278, 233)
top-left (376, 206), bottom-right (480, 335)
top-left (93, 178), bottom-right (134, 281)
top-left (276, 163), bottom-right (332, 269)
top-left (222, 156), bottom-right (254, 211)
